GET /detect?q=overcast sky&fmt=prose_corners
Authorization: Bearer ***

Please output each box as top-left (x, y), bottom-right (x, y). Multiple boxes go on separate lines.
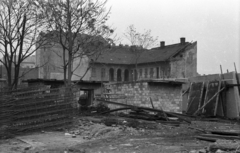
top-left (106, 0), bottom-right (240, 75)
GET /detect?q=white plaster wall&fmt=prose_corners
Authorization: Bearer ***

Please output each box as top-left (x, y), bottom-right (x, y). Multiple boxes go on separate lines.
top-left (71, 55), bottom-right (91, 81)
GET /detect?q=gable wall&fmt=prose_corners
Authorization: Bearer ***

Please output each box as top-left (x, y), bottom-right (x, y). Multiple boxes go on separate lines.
top-left (170, 42), bottom-right (197, 78)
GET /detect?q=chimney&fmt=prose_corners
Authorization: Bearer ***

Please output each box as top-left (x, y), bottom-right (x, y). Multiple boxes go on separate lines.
top-left (160, 41), bottom-right (165, 47)
top-left (180, 37), bottom-right (185, 44)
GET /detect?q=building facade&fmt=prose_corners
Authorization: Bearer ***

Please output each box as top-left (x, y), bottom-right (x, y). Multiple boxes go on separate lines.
top-left (90, 37), bottom-right (197, 82)
top-left (36, 37), bottom-right (197, 81)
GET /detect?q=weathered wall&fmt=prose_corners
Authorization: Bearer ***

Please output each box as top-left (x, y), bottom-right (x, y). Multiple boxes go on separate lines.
top-left (36, 44), bottom-right (91, 81)
top-left (170, 42), bottom-right (197, 78)
top-left (72, 55), bottom-right (91, 81)
top-left (109, 81), bottom-right (182, 113)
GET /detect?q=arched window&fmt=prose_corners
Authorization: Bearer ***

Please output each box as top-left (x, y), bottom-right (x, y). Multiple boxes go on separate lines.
top-left (124, 69), bottom-right (129, 81)
top-left (117, 69), bottom-right (122, 82)
top-left (109, 68), bottom-right (114, 81)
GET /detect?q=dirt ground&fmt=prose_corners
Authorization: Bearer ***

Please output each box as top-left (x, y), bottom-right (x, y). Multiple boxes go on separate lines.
top-left (0, 115), bottom-right (239, 153)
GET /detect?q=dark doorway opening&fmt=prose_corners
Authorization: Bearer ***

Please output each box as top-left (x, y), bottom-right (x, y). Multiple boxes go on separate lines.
top-left (109, 68), bottom-right (114, 81)
top-left (124, 69), bottom-right (129, 81)
top-left (117, 69), bottom-right (122, 82)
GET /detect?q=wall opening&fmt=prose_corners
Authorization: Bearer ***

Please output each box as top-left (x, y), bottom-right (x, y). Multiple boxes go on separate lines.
top-left (101, 68), bottom-right (105, 80)
top-left (117, 69), bottom-right (122, 82)
top-left (134, 69), bottom-right (138, 81)
top-left (109, 68), bottom-right (114, 81)
top-left (156, 67), bottom-right (160, 78)
top-left (124, 69), bottom-right (129, 81)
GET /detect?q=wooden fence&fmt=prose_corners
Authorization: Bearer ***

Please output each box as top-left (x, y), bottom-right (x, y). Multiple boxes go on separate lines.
top-left (0, 85), bottom-right (80, 138)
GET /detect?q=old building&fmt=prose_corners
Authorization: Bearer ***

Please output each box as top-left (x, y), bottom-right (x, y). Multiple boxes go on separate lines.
top-left (36, 32), bottom-right (107, 80)
top-left (90, 37), bottom-right (197, 82)
top-left (36, 37), bottom-right (197, 81)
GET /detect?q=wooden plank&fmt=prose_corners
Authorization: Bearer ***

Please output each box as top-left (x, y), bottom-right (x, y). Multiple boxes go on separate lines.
top-left (195, 136), bottom-right (216, 142)
top-left (202, 81), bottom-right (221, 116)
top-left (186, 82), bottom-right (205, 115)
top-left (181, 83), bottom-right (190, 112)
top-left (194, 86), bottom-right (225, 115)
top-left (209, 130), bottom-right (240, 136)
top-left (96, 99), bottom-right (192, 123)
top-left (199, 134), bottom-right (240, 140)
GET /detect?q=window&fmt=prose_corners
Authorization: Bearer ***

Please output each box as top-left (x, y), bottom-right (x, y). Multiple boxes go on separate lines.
top-left (139, 69), bottom-right (142, 78)
top-left (101, 68), bottom-right (105, 79)
top-left (150, 68), bottom-right (153, 78)
top-left (156, 67), bottom-right (160, 78)
top-left (145, 68), bottom-right (148, 78)
top-left (92, 68), bottom-right (96, 77)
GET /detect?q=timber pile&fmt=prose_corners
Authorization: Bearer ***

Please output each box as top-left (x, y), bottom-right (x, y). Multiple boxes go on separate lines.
top-left (95, 98), bottom-right (240, 145)
top-left (96, 98), bottom-right (193, 126)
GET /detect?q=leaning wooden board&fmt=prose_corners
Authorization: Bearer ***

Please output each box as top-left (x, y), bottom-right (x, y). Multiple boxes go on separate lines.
top-left (186, 82), bottom-right (205, 115)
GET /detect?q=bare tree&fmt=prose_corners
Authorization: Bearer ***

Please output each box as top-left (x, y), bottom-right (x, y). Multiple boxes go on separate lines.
top-left (38, 0), bottom-right (114, 85)
top-left (124, 25), bottom-right (158, 81)
top-left (0, 0), bottom-right (48, 90)
top-left (124, 24), bottom-right (158, 49)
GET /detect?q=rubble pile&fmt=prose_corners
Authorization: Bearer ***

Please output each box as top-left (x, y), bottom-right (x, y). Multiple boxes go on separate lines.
top-left (189, 140), bottom-right (240, 153)
top-left (64, 117), bottom-right (142, 140)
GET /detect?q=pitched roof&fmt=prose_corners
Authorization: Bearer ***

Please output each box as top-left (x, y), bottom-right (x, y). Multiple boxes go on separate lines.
top-left (94, 42), bottom-right (196, 65)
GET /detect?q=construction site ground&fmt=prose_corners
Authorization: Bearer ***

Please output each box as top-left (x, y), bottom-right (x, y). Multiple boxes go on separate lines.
top-left (0, 115), bottom-right (240, 153)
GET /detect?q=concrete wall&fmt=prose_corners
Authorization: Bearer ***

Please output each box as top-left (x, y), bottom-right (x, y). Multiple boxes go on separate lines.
top-left (109, 81), bottom-right (182, 113)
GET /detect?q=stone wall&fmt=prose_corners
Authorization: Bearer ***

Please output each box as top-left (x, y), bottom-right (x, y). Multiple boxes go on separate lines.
top-left (109, 81), bottom-right (182, 113)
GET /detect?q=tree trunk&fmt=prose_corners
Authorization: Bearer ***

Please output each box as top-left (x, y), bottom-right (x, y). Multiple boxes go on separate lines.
top-left (13, 64), bottom-right (20, 89)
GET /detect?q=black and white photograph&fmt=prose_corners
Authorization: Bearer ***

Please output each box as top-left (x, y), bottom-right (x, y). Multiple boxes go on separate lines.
top-left (0, 0), bottom-right (239, 152)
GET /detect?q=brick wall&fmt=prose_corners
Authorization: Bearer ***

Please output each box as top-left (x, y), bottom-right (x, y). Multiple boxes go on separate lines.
top-left (109, 81), bottom-right (182, 113)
